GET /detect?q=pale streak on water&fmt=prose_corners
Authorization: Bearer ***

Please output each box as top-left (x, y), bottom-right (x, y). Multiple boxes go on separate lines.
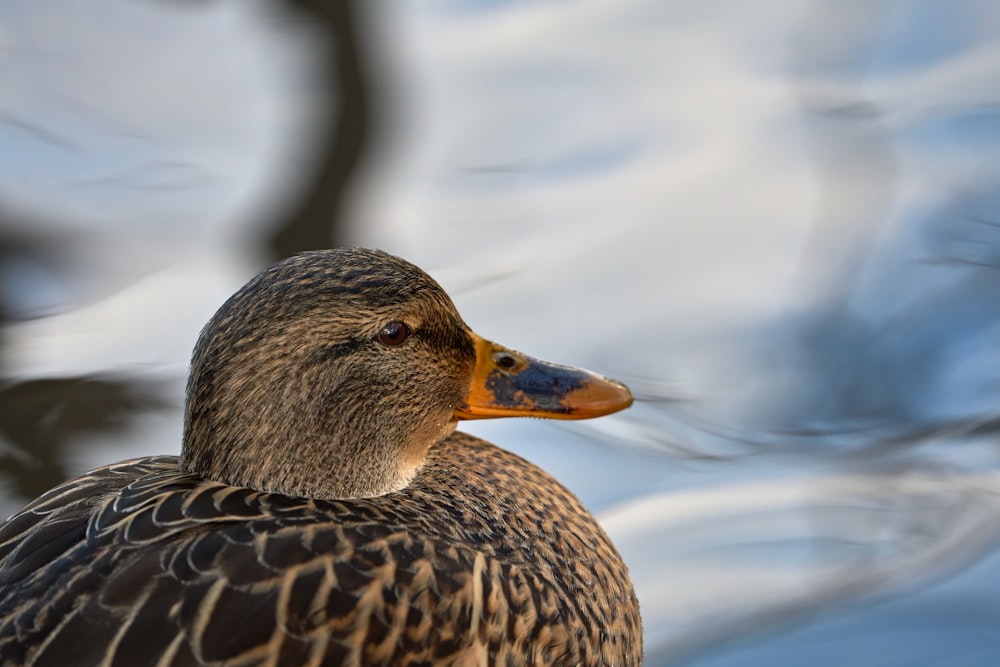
top-left (2, 2), bottom-right (1000, 665)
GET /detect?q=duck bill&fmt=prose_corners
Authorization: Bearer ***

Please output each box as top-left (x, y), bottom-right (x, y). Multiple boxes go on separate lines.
top-left (454, 334), bottom-right (633, 421)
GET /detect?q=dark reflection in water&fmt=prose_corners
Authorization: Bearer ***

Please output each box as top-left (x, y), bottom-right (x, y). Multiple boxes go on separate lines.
top-left (0, 376), bottom-right (168, 501)
top-left (266, 0), bottom-right (371, 259)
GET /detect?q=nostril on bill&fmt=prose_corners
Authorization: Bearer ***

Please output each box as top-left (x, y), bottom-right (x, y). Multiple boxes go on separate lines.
top-left (493, 352), bottom-right (518, 370)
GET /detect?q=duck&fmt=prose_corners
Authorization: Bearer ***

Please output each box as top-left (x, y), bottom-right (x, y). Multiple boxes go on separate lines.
top-left (0, 248), bottom-right (642, 666)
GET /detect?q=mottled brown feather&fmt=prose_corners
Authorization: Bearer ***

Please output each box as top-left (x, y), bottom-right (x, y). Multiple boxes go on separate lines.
top-left (0, 436), bottom-right (640, 665)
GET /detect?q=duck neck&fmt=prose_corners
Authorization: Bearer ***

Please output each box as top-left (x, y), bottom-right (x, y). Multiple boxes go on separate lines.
top-left (180, 399), bottom-right (458, 499)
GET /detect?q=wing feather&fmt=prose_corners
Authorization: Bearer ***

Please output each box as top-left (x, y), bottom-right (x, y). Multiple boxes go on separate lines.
top-left (1, 436), bottom-right (641, 666)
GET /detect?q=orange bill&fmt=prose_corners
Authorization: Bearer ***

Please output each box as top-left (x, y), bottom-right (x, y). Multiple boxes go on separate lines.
top-left (454, 333), bottom-right (633, 420)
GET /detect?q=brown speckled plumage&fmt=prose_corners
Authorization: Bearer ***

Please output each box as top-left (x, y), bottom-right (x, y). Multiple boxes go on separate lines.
top-left (0, 248), bottom-right (642, 666)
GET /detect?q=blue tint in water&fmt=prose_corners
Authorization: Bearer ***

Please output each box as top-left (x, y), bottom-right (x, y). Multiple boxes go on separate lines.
top-left (683, 544), bottom-right (1000, 667)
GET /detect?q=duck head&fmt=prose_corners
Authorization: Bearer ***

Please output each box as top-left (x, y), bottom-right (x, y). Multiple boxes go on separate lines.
top-left (181, 248), bottom-right (632, 499)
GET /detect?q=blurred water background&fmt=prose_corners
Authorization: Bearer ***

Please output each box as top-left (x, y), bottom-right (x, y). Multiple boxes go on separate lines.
top-left (3, 1), bottom-right (1000, 664)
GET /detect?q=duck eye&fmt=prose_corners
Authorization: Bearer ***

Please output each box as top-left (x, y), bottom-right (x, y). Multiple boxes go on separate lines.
top-left (377, 322), bottom-right (410, 346)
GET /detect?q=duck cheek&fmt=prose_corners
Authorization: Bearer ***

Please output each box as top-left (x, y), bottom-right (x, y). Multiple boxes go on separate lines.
top-left (400, 408), bottom-right (457, 475)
